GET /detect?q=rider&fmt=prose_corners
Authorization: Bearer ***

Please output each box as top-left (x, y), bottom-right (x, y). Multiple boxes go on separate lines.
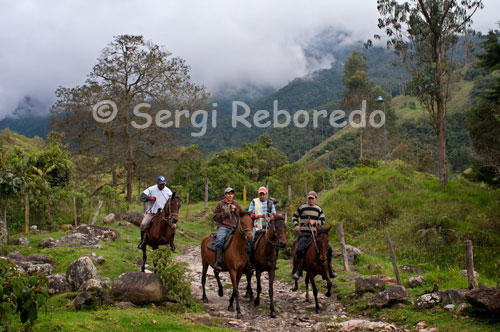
top-left (138, 176), bottom-right (173, 250)
top-left (291, 191), bottom-right (335, 280)
top-left (213, 187), bottom-right (242, 270)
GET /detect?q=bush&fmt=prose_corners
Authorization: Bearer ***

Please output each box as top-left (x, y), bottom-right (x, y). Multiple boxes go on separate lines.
top-left (0, 258), bottom-right (49, 331)
top-left (151, 247), bottom-right (192, 306)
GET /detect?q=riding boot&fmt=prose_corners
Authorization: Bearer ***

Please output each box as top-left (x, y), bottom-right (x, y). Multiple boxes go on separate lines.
top-left (137, 231), bottom-right (146, 249)
top-left (214, 248), bottom-right (223, 270)
top-left (292, 257), bottom-right (304, 281)
top-left (170, 231), bottom-right (176, 252)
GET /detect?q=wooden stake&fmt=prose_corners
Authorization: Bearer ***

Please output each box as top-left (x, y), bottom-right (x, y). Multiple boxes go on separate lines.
top-left (465, 240), bottom-right (477, 290)
top-left (91, 199), bottom-right (103, 225)
top-left (72, 196), bottom-right (77, 227)
top-left (24, 195), bottom-right (29, 235)
top-left (204, 177), bottom-right (208, 209)
top-left (243, 186), bottom-right (247, 205)
top-left (385, 231), bottom-right (401, 285)
top-left (336, 222), bottom-right (350, 271)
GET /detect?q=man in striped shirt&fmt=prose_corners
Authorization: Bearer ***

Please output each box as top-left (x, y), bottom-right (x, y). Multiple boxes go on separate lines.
top-left (291, 191), bottom-right (335, 280)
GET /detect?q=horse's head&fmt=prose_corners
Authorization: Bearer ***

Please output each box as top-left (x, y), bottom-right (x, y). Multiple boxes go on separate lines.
top-left (316, 226), bottom-right (331, 262)
top-left (273, 215), bottom-right (287, 249)
top-left (239, 211), bottom-right (254, 242)
top-left (164, 192), bottom-right (181, 223)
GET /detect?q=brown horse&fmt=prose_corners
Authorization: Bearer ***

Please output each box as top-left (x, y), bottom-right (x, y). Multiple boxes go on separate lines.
top-left (200, 211), bottom-right (253, 319)
top-left (244, 215), bottom-right (287, 317)
top-left (141, 193), bottom-right (181, 272)
top-left (291, 225), bottom-right (332, 313)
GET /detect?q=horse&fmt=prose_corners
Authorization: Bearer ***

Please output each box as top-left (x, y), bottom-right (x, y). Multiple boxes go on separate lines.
top-left (244, 215), bottom-right (287, 318)
top-left (141, 193), bottom-right (181, 272)
top-left (291, 225), bottom-right (333, 313)
top-left (200, 211), bottom-right (254, 319)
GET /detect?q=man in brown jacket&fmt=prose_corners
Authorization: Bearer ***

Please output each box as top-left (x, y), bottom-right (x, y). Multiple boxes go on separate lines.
top-left (213, 187), bottom-right (242, 270)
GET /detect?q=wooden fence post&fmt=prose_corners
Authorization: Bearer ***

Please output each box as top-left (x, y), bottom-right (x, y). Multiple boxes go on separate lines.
top-left (186, 192), bottom-right (190, 217)
top-left (385, 231), bottom-right (402, 285)
top-left (465, 240), bottom-right (477, 289)
top-left (243, 186), bottom-right (247, 205)
top-left (204, 177), bottom-right (208, 209)
top-left (337, 222), bottom-right (350, 271)
top-left (24, 195), bottom-right (29, 235)
top-left (72, 196), bottom-right (78, 227)
top-left (91, 199), bottom-right (103, 225)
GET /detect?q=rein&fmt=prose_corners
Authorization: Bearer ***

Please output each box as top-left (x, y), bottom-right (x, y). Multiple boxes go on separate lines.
top-left (308, 223), bottom-right (320, 255)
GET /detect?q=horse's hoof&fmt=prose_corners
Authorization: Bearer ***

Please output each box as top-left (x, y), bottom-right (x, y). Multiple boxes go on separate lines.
top-left (270, 311), bottom-right (277, 318)
top-left (291, 284), bottom-right (298, 292)
top-left (202, 296), bottom-right (208, 303)
top-left (315, 309), bottom-right (320, 314)
top-left (237, 312), bottom-right (243, 319)
top-left (228, 305), bottom-right (234, 312)
top-left (326, 291), bottom-right (332, 298)
top-left (218, 289), bottom-right (223, 297)
top-left (254, 298), bottom-right (260, 306)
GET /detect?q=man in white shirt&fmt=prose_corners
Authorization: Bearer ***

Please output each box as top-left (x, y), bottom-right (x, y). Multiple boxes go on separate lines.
top-left (137, 175), bottom-right (173, 250)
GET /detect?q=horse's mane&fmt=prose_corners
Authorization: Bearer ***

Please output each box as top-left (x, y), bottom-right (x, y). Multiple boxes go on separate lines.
top-left (274, 214), bottom-right (285, 222)
top-left (239, 211), bottom-right (251, 217)
top-left (318, 227), bottom-right (330, 235)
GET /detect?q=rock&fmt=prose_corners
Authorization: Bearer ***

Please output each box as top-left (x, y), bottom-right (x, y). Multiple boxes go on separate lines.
top-left (355, 277), bottom-right (386, 294)
top-left (66, 256), bottom-right (99, 291)
top-left (345, 245), bottom-right (363, 265)
top-left (115, 213), bottom-right (124, 221)
top-left (190, 313), bottom-right (212, 326)
top-left (39, 237), bottom-right (57, 248)
top-left (369, 285), bottom-right (408, 309)
top-left (29, 225), bottom-right (41, 234)
top-left (5, 253), bottom-right (54, 276)
top-left (47, 273), bottom-right (72, 294)
top-left (112, 272), bottom-right (168, 304)
top-left (0, 218), bottom-right (7, 246)
top-left (408, 275), bottom-right (426, 288)
top-left (460, 269), bottom-right (479, 279)
top-left (102, 213), bottom-right (115, 224)
top-left (364, 264), bottom-right (382, 274)
top-left (60, 224), bottom-right (74, 231)
top-left (345, 272), bottom-right (361, 281)
top-left (114, 301), bottom-right (136, 309)
top-left (415, 292), bottom-right (441, 309)
top-left (123, 211), bottom-right (144, 227)
top-left (441, 289), bottom-right (466, 304)
top-left (73, 279), bottom-right (112, 310)
top-left (13, 237), bottom-right (30, 246)
top-left (421, 328), bottom-right (438, 332)
top-left (328, 319), bottom-right (398, 331)
top-left (73, 224), bottom-right (120, 242)
top-left (455, 302), bottom-right (469, 314)
top-left (400, 264), bottom-right (426, 274)
top-left (444, 304), bottom-right (455, 311)
top-left (56, 233), bottom-right (100, 248)
top-left (95, 256), bottom-right (105, 265)
top-left (415, 321), bottom-right (426, 329)
top-left (465, 287), bottom-right (500, 315)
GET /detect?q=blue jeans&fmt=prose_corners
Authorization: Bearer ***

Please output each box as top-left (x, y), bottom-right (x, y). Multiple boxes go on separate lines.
top-left (216, 226), bottom-right (232, 249)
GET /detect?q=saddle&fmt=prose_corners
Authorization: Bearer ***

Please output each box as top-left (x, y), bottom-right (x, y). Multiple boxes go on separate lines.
top-left (252, 229), bottom-right (266, 252)
top-left (206, 229), bottom-right (235, 252)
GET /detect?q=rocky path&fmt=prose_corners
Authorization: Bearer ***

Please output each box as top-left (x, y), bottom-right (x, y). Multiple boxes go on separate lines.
top-left (176, 246), bottom-right (408, 332)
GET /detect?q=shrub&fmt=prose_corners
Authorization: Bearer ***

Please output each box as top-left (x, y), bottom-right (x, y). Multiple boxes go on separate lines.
top-left (0, 258), bottom-right (49, 331)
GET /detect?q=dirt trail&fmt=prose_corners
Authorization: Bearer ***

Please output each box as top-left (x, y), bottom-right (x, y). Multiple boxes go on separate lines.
top-left (176, 246), bottom-right (408, 332)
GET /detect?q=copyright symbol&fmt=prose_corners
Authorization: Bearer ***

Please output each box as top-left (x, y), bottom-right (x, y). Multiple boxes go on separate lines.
top-left (92, 100), bottom-right (118, 123)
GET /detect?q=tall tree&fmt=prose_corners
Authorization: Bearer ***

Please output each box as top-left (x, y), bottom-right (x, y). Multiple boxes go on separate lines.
top-left (373, 0), bottom-right (483, 184)
top-left (51, 35), bottom-right (210, 201)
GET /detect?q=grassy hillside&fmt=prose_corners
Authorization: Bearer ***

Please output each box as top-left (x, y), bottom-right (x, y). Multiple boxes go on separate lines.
top-left (319, 161), bottom-right (500, 281)
top-left (0, 128), bottom-right (45, 151)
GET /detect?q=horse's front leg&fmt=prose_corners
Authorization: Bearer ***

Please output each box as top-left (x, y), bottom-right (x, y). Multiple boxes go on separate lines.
top-left (214, 270), bottom-right (223, 297)
top-left (228, 269), bottom-right (243, 319)
top-left (244, 270), bottom-right (254, 300)
top-left (305, 274), bottom-right (310, 303)
top-left (268, 269), bottom-right (277, 318)
top-left (309, 273), bottom-right (320, 314)
top-left (141, 247), bottom-right (147, 272)
top-left (325, 276), bottom-right (332, 298)
top-left (202, 261), bottom-right (209, 303)
top-left (254, 270), bottom-right (262, 306)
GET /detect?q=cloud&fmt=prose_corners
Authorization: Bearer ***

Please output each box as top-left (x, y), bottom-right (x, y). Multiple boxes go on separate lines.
top-left (0, 0), bottom-right (498, 119)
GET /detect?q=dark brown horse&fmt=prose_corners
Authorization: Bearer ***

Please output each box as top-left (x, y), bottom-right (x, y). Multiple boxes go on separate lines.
top-left (141, 193), bottom-right (181, 272)
top-left (200, 212), bottom-right (254, 319)
top-left (244, 215), bottom-right (287, 317)
top-left (291, 225), bottom-right (332, 313)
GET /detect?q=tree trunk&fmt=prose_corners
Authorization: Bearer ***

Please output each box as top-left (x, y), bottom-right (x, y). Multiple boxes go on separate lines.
top-left (435, 40), bottom-right (448, 185)
top-left (437, 110), bottom-right (448, 185)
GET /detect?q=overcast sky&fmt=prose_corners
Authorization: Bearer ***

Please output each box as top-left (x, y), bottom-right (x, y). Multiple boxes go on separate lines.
top-left (0, 0), bottom-right (498, 119)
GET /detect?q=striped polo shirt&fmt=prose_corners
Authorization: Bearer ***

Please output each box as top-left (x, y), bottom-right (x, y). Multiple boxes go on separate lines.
top-left (292, 203), bottom-right (326, 231)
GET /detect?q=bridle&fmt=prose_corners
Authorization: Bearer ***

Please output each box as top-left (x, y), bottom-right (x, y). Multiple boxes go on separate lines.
top-left (265, 218), bottom-right (285, 246)
top-left (162, 196), bottom-right (180, 226)
top-left (235, 213), bottom-right (253, 241)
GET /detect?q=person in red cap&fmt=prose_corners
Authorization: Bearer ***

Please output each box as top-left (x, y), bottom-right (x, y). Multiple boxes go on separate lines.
top-left (249, 186), bottom-right (276, 230)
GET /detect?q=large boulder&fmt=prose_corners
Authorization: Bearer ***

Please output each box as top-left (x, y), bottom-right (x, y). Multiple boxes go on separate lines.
top-left (415, 292), bottom-right (441, 309)
top-left (345, 245), bottom-right (363, 265)
top-left (66, 256), bottom-right (99, 291)
top-left (102, 213), bottom-right (116, 224)
top-left (123, 211), bottom-right (143, 227)
top-left (466, 287), bottom-right (500, 315)
top-left (5, 253), bottom-right (54, 276)
top-left (441, 289), bottom-right (466, 304)
top-left (13, 237), bottom-right (30, 246)
top-left (112, 272), bottom-right (168, 304)
top-left (56, 233), bottom-right (101, 248)
top-left (408, 275), bottom-right (426, 288)
top-left (369, 285), bottom-right (408, 308)
top-left (73, 279), bottom-right (112, 310)
top-left (47, 273), bottom-right (72, 294)
top-left (39, 237), bottom-right (57, 248)
top-left (0, 218), bottom-right (7, 246)
top-left (355, 277), bottom-right (386, 294)
top-left (73, 224), bottom-right (120, 242)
